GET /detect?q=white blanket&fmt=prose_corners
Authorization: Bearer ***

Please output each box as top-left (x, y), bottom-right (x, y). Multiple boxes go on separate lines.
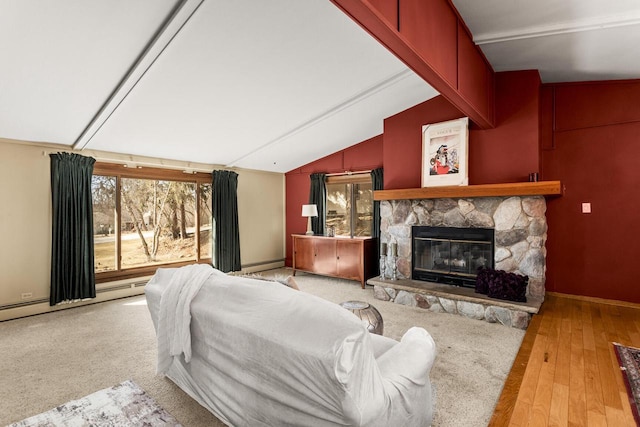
top-left (147, 267), bottom-right (437, 426)
top-left (156, 264), bottom-right (218, 374)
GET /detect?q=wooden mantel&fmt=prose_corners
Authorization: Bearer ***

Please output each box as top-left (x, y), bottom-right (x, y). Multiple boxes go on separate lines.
top-left (374, 181), bottom-right (563, 201)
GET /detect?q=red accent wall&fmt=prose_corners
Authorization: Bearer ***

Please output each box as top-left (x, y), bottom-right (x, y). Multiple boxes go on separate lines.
top-left (383, 96), bottom-right (463, 189)
top-left (470, 70), bottom-right (541, 184)
top-left (284, 72), bottom-right (640, 304)
top-left (284, 135), bottom-right (383, 266)
top-left (383, 70), bottom-right (541, 189)
top-left (286, 70), bottom-right (540, 265)
top-left (542, 80), bottom-right (640, 303)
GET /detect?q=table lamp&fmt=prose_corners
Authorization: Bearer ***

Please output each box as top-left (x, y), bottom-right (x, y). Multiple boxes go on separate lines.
top-left (301, 204), bottom-right (318, 235)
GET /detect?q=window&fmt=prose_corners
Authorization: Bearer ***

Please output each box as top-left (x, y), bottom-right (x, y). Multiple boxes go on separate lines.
top-left (92, 163), bottom-right (212, 281)
top-left (325, 173), bottom-right (373, 237)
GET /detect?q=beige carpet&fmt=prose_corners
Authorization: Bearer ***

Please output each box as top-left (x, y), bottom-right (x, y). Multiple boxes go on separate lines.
top-left (0, 269), bottom-right (524, 426)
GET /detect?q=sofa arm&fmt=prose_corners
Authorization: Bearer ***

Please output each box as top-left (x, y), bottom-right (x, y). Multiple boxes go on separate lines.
top-left (375, 327), bottom-right (436, 385)
top-left (370, 333), bottom-right (399, 359)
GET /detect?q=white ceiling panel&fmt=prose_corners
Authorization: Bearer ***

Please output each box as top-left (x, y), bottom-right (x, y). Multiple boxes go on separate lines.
top-left (0, 0), bottom-right (180, 144)
top-left (452, 0), bottom-right (640, 83)
top-left (233, 71), bottom-right (438, 173)
top-left (453, 0), bottom-right (640, 38)
top-left (85, 0), bottom-right (436, 171)
top-left (480, 24), bottom-right (640, 83)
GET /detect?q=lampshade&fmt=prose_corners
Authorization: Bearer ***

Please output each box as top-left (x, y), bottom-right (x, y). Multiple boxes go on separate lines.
top-left (301, 204), bottom-right (318, 217)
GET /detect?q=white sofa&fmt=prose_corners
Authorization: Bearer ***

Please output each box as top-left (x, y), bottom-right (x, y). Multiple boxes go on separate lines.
top-left (145, 265), bottom-right (436, 426)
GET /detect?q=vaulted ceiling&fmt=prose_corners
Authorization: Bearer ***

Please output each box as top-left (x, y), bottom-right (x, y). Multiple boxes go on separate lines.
top-left (1, 0), bottom-right (639, 173)
top-left (452, 0), bottom-right (640, 83)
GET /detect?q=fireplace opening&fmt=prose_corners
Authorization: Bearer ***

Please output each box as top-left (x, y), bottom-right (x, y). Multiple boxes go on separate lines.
top-left (412, 226), bottom-right (494, 288)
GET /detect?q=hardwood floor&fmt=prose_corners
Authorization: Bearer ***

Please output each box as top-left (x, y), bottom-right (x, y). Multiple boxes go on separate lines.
top-left (489, 293), bottom-right (639, 426)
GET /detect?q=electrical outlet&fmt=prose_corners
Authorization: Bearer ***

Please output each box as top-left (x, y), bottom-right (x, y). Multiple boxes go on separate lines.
top-left (582, 203), bottom-right (591, 214)
top-left (21, 292), bottom-right (33, 300)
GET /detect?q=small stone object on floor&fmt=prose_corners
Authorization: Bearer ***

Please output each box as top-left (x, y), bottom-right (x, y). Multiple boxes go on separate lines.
top-left (339, 300), bottom-right (384, 335)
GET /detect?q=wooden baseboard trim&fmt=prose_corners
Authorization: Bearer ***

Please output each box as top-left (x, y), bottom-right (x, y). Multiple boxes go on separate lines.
top-left (546, 291), bottom-right (640, 310)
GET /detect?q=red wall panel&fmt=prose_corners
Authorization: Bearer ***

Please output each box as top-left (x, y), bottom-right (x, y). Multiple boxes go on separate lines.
top-left (365, 0), bottom-right (398, 28)
top-left (554, 80), bottom-right (640, 132)
top-left (284, 173), bottom-right (311, 266)
top-left (383, 71), bottom-right (540, 188)
top-left (469, 70), bottom-right (540, 184)
top-left (544, 123), bottom-right (640, 302)
top-left (343, 135), bottom-right (383, 171)
top-left (298, 135), bottom-right (383, 175)
top-left (540, 86), bottom-right (554, 150)
top-left (399, 0), bottom-right (458, 86)
top-left (383, 96), bottom-right (463, 189)
top-left (542, 80), bottom-right (640, 303)
top-left (457, 25), bottom-right (491, 120)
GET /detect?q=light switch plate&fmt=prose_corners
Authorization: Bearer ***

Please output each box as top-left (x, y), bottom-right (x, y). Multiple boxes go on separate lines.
top-left (582, 203), bottom-right (591, 213)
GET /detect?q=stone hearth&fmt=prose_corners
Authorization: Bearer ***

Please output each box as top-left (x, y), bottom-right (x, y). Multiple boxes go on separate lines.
top-left (368, 276), bottom-right (541, 329)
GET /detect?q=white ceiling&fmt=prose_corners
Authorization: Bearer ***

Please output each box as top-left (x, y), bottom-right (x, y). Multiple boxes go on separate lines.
top-left (1, 0), bottom-right (639, 173)
top-left (452, 0), bottom-right (640, 83)
top-left (0, 0), bottom-right (436, 173)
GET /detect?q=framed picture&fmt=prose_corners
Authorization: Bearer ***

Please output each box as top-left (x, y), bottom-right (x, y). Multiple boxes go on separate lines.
top-left (421, 117), bottom-right (469, 187)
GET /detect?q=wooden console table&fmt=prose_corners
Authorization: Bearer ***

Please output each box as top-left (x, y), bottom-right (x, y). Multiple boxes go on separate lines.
top-left (292, 234), bottom-right (377, 288)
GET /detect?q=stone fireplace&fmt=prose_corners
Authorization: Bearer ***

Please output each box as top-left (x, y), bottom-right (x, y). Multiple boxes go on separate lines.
top-left (380, 195), bottom-right (547, 298)
top-left (371, 195), bottom-right (548, 329)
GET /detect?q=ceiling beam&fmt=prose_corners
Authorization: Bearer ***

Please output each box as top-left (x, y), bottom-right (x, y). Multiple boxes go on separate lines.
top-left (73, 0), bottom-right (204, 150)
top-left (331, 0), bottom-right (495, 129)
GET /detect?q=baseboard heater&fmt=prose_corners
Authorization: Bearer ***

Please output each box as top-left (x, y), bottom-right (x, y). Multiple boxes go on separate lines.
top-left (97, 281), bottom-right (148, 293)
top-left (240, 258), bottom-right (285, 269)
top-left (0, 281), bottom-right (148, 311)
top-left (0, 298), bottom-right (50, 311)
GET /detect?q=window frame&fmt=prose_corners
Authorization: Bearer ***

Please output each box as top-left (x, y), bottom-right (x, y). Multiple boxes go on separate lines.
top-left (93, 162), bottom-right (213, 283)
top-left (325, 172), bottom-right (373, 238)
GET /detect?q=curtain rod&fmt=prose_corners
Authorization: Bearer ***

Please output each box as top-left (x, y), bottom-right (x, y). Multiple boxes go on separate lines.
top-left (325, 169), bottom-right (372, 177)
top-left (42, 150), bottom-right (213, 173)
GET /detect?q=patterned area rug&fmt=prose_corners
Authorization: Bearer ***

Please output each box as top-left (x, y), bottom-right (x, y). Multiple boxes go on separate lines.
top-left (8, 380), bottom-right (181, 426)
top-left (614, 342), bottom-right (640, 426)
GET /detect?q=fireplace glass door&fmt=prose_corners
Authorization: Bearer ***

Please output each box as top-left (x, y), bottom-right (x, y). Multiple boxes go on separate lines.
top-left (412, 226), bottom-right (494, 287)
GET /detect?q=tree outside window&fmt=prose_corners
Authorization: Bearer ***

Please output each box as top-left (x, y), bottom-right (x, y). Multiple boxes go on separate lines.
top-left (325, 174), bottom-right (373, 237)
top-left (91, 163), bottom-right (212, 281)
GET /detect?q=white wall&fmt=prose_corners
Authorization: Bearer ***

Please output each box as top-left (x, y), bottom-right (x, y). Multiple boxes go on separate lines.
top-left (0, 139), bottom-right (285, 320)
top-left (236, 168), bottom-right (286, 270)
top-left (0, 141), bottom-right (52, 311)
